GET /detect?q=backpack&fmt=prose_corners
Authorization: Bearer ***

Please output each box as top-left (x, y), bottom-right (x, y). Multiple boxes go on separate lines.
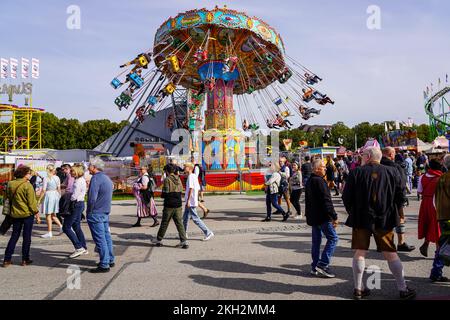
top-left (140, 174), bottom-right (155, 205)
top-left (194, 164), bottom-right (205, 182)
top-left (279, 173), bottom-right (289, 195)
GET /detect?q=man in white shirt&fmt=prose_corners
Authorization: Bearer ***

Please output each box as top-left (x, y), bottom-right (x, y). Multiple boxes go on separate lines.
top-left (183, 163), bottom-right (214, 241)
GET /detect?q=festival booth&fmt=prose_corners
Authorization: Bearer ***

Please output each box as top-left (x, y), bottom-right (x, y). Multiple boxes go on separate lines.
top-left (380, 130), bottom-right (418, 152)
top-left (305, 146), bottom-right (339, 159)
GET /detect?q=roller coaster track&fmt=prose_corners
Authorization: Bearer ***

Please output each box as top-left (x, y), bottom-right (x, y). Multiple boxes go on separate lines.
top-left (425, 86), bottom-right (450, 136)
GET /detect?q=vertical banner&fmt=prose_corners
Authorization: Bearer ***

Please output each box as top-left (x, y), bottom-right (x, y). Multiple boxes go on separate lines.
top-left (1, 58), bottom-right (8, 79)
top-left (32, 58), bottom-right (40, 79)
top-left (10, 58), bottom-right (18, 79)
top-left (21, 58), bottom-right (29, 79)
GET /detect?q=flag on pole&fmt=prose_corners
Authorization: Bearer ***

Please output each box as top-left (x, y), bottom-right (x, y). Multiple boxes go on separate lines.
top-left (21, 58), bottom-right (29, 79)
top-left (31, 58), bottom-right (40, 79)
top-left (10, 58), bottom-right (18, 79)
top-left (0, 58), bottom-right (8, 79)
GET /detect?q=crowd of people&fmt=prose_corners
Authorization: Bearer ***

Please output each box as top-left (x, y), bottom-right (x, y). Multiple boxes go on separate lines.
top-left (1, 148), bottom-right (449, 299)
top-left (262, 148), bottom-right (449, 299)
top-left (0, 155), bottom-right (214, 272)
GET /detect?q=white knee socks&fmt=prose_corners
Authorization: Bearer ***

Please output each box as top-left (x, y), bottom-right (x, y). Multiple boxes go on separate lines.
top-left (388, 260), bottom-right (407, 291)
top-left (352, 257), bottom-right (365, 290)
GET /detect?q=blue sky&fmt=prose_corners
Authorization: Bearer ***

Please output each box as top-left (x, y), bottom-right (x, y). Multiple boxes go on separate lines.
top-left (0, 0), bottom-right (449, 127)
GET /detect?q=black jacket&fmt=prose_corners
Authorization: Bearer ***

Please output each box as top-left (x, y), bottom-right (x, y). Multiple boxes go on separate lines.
top-left (301, 162), bottom-right (312, 179)
top-left (305, 173), bottom-right (338, 226)
top-left (161, 174), bottom-right (183, 208)
top-left (343, 163), bottom-right (402, 231)
top-left (380, 157), bottom-right (407, 206)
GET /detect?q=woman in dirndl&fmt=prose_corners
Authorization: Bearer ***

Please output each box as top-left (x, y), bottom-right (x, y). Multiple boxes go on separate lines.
top-left (132, 165), bottom-right (159, 228)
top-left (418, 159), bottom-right (443, 257)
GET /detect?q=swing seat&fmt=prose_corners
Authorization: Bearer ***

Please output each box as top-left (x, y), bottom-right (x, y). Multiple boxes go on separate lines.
top-left (281, 111), bottom-right (291, 118)
top-left (138, 55), bottom-right (150, 68)
top-left (278, 69), bottom-right (292, 84)
top-left (148, 109), bottom-right (156, 117)
top-left (110, 78), bottom-right (123, 89)
top-left (115, 94), bottom-right (131, 109)
top-left (128, 73), bottom-right (144, 88)
top-left (147, 96), bottom-right (158, 106)
top-left (247, 86), bottom-right (255, 94)
top-left (164, 83), bottom-right (176, 95)
top-left (166, 55), bottom-right (180, 72)
top-left (274, 98), bottom-right (283, 106)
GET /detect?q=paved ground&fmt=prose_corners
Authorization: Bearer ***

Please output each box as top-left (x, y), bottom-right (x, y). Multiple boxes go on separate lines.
top-left (0, 193), bottom-right (449, 300)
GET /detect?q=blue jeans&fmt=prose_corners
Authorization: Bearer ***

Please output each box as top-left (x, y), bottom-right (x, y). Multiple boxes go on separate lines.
top-left (430, 221), bottom-right (449, 279)
top-left (4, 215), bottom-right (34, 261)
top-left (183, 207), bottom-right (211, 236)
top-left (311, 221), bottom-right (339, 270)
top-left (87, 213), bottom-right (114, 268)
top-left (266, 193), bottom-right (285, 218)
top-left (63, 202), bottom-right (87, 250)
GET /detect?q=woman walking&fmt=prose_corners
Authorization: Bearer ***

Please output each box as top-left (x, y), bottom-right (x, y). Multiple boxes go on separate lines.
top-left (326, 156), bottom-right (339, 196)
top-left (132, 166), bottom-right (158, 228)
top-left (418, 159), bottom-right (443, 257)
top-left (63, 164), bottom-right (88, 258)
top-left (40, 164), bottom-right (63, 238)
top-left (263, 163), bottom-right (288, 222)
top-left (289, 162), bottom-right (303, 219)
top-left (2, 166), bottom-right (39, 267)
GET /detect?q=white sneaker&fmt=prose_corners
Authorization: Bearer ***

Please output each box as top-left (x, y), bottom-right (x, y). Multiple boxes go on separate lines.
top-left (294, 215), bottom-right (302, 220)
top-left (41, 232), bottom-right (53, 238)
top-left (69, 248), bottom-right (87, 259)
top-left (203, 232), bottom-right (214, 241)
top-left (83, 250), bottom-right (89, 255)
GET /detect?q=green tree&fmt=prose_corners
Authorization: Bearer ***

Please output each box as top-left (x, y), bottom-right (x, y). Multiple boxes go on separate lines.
top-left (415, 124), bottom-right (432, 142)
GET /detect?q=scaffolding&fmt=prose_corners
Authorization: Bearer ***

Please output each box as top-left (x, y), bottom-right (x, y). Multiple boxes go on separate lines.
top-left (0, 104), bottom-right (43, 152)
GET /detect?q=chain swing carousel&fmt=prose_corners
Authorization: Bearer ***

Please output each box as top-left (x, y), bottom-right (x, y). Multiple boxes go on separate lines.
top-left (110, 6), bottom-right (334, 173)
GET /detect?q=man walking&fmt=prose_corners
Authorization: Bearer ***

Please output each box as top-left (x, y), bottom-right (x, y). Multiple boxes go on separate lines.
top-left (381, 147), bottom-right (415, 252)
top-left (305, 159), bottom-right (339, 278)
top-left (343, 147), bottom-right (416, 300)
top-left (183, 163), bottom-right (214, 241)
top-left (430, 154), bottom-right (450, 282)
top-left (301, 156), bottom-right (313, 186)
top-left (153, 164), bottom-right (188, 249)
top-left (87, 158), bottom-right (115, 273)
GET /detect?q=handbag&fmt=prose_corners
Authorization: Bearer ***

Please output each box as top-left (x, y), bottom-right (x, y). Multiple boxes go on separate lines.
top-left (59, 193), bottom-right (73, 217)
top-left (1, 181), bottom-right (28, 234)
